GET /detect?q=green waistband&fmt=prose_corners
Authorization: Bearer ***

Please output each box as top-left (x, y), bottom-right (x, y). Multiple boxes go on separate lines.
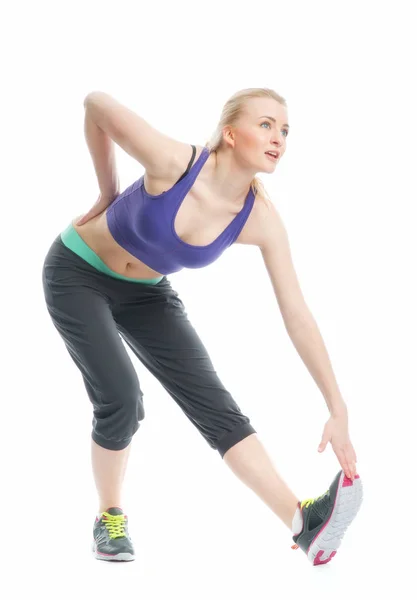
top-left (60, 223), bottom-right (164, 285)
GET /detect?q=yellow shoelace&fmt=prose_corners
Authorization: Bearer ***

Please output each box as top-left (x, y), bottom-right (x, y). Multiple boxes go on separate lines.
top-left (101, 512), bottom-right (126, 539)
top-left (300, 489), bottom-right (329, 510)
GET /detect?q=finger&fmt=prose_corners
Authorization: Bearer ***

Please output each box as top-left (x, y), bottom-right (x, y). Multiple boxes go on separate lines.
top-left (318, 431), bottom-right (330, 452)
top-left (348, 442), bottom-right (357, 464)
top-left (318, 440), bottom-right (328, 452)
top-left (347, 454), bottom-right (357, 476)
top-left (77, 210), bottom-right (95, 225)
top-left (342, 453), bottom-right (354, 480)
top-left (337, 451), bottom-right (351, 479)
top-left (345, 449), bottom-right (357, 478)
top-left (345, 459), bottom-right (356, 480)
top-left (345, 442), bottom-right (357, 463)
top-left (76, 212), bottom-right (92, 225)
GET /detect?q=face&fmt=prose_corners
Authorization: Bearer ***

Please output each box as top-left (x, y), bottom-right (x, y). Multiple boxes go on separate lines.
top-left (224, 97), bottom-right (289, 172)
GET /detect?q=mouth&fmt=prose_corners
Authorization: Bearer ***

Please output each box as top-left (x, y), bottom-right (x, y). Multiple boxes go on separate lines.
top-left (265, 151), bottom-right (280, 161)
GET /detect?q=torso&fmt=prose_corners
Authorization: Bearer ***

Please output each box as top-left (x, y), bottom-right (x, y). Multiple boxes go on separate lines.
top-left (72, 145), bottom-right (264, 279)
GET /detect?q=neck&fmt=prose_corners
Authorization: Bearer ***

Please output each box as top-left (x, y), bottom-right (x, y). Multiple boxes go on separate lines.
top-left (206, 147), bottom-right (255, 205)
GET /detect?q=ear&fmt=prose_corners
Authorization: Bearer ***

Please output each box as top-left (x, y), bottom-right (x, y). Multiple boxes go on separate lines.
top-left (222, 125), bottom-right (235, 148)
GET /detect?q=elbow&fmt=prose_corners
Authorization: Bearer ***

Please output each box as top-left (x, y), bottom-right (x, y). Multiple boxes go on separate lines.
top-left (84, 93), bottom-right (95, 109)
top-left (84, 91), bottom-right (105, 108)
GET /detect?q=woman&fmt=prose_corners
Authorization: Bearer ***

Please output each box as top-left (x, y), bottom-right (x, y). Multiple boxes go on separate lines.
top-left (42, 87), bottom-right (363, 565)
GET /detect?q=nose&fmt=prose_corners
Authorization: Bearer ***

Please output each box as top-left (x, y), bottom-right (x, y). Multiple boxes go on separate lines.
top-left (271, 132), bottom-right (284, 148)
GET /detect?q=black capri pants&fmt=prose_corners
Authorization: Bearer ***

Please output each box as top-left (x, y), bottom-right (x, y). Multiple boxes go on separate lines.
top-left (42, 236), bottom-right (256, 457)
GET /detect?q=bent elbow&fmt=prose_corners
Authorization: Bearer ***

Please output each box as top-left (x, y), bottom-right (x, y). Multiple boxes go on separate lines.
top-left (84, 91), bottom-right (105, 107)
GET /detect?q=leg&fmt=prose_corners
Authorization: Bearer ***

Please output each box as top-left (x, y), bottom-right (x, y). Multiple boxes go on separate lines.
top-left (113, 283), bottom-right (256, 456)
top-left (223, 434), bottom-right (299, 530)
top-left (91, 440), bottom-right (132, 513)
top-left (43, 238), bottom-right (144, 514)
top-left (113, 285), bottom-right (299, 530)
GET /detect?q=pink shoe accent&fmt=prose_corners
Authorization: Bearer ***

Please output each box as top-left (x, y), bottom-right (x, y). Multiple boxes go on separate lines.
top-left (342, 473), bottom-right (360, 487)
top-left (313, 550), bottom-right (337, 565)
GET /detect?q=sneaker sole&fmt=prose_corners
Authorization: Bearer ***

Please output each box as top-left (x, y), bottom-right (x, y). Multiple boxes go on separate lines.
top-left (307, 472), bottom-right (363, 566)
top-left (92, 542), bottom-right (135, 562)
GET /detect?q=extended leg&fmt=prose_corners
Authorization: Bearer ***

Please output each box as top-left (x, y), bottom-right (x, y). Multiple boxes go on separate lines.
top-left (223, 433), bottom-right (299, 530)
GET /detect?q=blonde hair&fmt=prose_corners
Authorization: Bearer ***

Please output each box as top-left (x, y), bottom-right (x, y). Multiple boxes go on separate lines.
top-left (205, 87), bottom-right (287, 203)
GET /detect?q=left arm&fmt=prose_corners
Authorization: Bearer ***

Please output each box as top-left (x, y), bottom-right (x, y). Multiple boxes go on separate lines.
top-left (256, 199), bottom-right (347, 417)
top-left (253, 198), bottom-right (357, 478)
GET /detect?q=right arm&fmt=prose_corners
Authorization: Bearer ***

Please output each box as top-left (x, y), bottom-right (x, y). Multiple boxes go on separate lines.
top-left (77, 91), bottom-right (192, 225)
top-left (84, 101), bottom-right (120, 199)
top-left (83, 91), bottom-right (190, 179)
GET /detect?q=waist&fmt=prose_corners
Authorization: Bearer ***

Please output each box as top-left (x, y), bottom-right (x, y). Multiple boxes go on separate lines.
top-left (60, 223), bottom-right (164, 284)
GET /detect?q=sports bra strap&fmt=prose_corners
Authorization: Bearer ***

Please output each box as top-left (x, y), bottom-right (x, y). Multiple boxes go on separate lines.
top-left (175, 145), bottom-right (197, 184)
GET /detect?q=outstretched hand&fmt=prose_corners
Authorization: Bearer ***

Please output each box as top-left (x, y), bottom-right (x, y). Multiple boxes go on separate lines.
top-left (318, 414), bottom-right (357, 481)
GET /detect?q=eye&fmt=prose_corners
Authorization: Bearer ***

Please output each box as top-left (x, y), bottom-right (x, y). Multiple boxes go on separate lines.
top-left (261, 122), bottom-right (289, 137)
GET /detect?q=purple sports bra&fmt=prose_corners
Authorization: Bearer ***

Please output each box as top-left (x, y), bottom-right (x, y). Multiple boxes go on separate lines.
top-left (106, 145), bottom-right (256, 275)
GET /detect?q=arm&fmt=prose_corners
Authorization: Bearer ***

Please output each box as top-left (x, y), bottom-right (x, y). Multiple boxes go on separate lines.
top-left (84, 100), bottom-right (119, 198)
top-left (83, 91), bottom-right (192, 180)
top-left (257, 200), bottom-right (347, 417)
top-left (78, 91), bottom-right (193, 226)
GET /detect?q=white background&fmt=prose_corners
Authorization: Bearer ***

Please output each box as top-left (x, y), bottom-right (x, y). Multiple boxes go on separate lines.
top-left (2, 0), bottom-right (416, 597)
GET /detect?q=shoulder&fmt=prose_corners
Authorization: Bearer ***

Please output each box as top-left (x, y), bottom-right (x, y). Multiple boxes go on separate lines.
top-left (173, 144), bottom-right (207, 173)
top-left (237, 193), bottom-right (287, 250)
top-left (84, 92), bottom-right (205, 181)
top-left (144, 144), bottom-right (206, 195)
top-left (148, 143), bottom-right (206, 183)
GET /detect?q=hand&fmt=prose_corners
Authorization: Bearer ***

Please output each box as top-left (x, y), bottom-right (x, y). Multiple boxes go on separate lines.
top-left (318, 414), bottom-right (357, 481)
top-left (76, 190), bottom-right (119, 226)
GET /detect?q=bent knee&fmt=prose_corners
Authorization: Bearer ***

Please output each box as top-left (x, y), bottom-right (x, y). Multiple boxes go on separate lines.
top-left (92, 376), bottom-right (145, 447)
top-left (100, 374), bottom-right (145, 418)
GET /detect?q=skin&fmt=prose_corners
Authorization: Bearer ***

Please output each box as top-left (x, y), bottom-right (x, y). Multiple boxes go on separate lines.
top-left (208, 96), bottom-right (289, 205)
top-left (81, 96), bottom-right (356, 530)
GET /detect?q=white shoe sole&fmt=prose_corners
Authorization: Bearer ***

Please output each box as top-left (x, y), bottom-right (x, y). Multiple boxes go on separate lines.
top-left (307, 472), bottom-right (363, 565)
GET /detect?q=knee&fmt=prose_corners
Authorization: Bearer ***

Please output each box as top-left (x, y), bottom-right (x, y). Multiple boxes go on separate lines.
top-left (214, 422), bottom-right (257, 459)
top-left (113, 375), bottom-right (145, 422)
top-left (92, 374), bottom-right (145, 447)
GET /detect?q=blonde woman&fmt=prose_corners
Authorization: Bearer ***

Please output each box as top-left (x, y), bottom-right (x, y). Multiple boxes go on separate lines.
top-left (42, 88), bottom-right (363, 565)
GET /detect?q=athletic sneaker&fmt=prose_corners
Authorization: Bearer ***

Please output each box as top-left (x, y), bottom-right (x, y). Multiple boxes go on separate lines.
top-left (92, 507), bottom-right (135, 561)
top-left (291, 470), bottom-right (363, 565)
